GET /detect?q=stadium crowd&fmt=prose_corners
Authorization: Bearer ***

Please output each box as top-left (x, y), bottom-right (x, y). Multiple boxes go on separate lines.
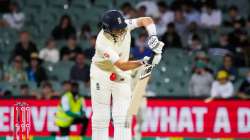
top-left (0, 0), bottom-right (250, 100)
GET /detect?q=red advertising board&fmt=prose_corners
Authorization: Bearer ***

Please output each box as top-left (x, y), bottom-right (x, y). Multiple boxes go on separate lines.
top-left (0, 99), bottom-right (249, 138)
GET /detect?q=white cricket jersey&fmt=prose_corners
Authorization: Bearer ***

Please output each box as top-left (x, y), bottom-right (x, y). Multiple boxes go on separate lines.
top-left (91, 19), bottom-right (138, 79)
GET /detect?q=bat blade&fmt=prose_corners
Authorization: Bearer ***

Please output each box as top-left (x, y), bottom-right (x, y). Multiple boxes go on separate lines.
top-left (127, 76), bottom-right (150, 117)
top-left (126, 65), bottom-right (152, 119)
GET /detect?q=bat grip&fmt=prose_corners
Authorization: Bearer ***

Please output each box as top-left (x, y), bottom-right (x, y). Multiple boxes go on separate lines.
top-left (148, 52), bottom-right (156, 64)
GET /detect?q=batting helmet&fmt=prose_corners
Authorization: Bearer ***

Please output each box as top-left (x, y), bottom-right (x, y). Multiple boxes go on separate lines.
top-left (101, 10), bottom-right (127, 33)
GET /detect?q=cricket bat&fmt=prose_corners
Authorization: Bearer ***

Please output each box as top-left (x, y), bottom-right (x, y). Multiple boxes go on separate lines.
top-left (125, 42), bottom-right (165, 126)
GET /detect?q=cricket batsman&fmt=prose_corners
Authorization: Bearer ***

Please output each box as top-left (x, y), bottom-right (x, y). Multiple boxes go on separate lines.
top-left (90, 10), bottom-right (164, 140)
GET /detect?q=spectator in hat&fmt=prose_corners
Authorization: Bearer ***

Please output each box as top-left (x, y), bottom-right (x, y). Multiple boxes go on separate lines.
top-left (237, 70), bottom-right (250, 99)
top-left (205, 70), bottom-right (234, 102)
top-left (189, 61), bottom-right (214, 97)
top-left (26, 53), bottom-right (47, 86)
top-left (39, 38), bottom-right (59, 63)
top-left (12, 31), bottom-right (37, 63)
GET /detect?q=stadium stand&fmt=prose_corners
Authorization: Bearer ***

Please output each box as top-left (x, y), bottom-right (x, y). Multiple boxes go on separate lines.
top-left (0, 0), bottom-right (249, 99)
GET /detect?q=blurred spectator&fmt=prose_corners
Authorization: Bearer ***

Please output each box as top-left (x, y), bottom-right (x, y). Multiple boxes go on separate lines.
top-left (39, 38), bottom-right (59, 63)
top-left (37, 82), bottom-right (58, 99)
top-left (70, 53), bottom-right (90, 84)
top-left (137, 5), bottom-right (147, 17)
top-left (0, 60), bottom-right (4, 80)
top-left (237, 71), bottom-right (250, 99)
top-left (188, 34), bottom-right (203, 52)
top-left (62, 80), bottom-right (72, 93)
top-left (55, 81), bottom-right (88, 136)
top-left (51, 15), bottom-right (76, 40)
top-left (0, 0), bottom-right (10, 13)
top-left (193, 51), bottom-right (213, 74)
top-left (161, 22), bottom-right (182, 48)
top-left (79, 23), bottom-right (91, 40)
top-left (26, 53), bottom-right (48, 86)
top-left (2, 90), bottom-right (12, 98)
top-left (185, 22), bottom-right (200, 46)
top-left (223, 5), bottom-right (245, 27)
top-left (60, 35), bottom-right (82, 61)
top-left (189, 61), bottom-right (213, 97)
top-left (4, 55), bottom-right (27, 83)
top-left (246, 16), bottom-right (250, 28)
top-left (209, 34), bottom-right (235, 56)
top-left (200, 2), bottom-right (222, 28)
top-left (12, 31), bottom-right (37, 63)
top-left (228, 25), bottom-right (249, 47)
top-left (208, 70), bottom-right (234, 101)
top-left (183, 2), bottom-right (200, 25)
top-left (83, 35), bottom-right (96, 60)
top-left (19, 83), bottom-right (31, 97)
top-left (121, 2), bottom-right (137, 18)
top-left (0, 2), bottom-right (25, 30)
top-left (131, 33), bottom-right (152, 59)
top-left (157, 1), bottom-right (174, 26)
top-left (218, 54), bottom-right (238, 82)
top-left (136, 0), bottom-right (159, 18)
top-left (173, 8), bottom-right (187, 38)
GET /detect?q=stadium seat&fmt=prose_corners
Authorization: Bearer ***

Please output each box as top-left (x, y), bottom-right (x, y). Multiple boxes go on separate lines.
top-left (47, 0), bottom-right (65, 9)
top-left (94, 0), bottom-right (113, 9)
top-left (46, 61), bottom-right (74, 82)
top-left (238, 67), bottom-right (249, 78)
top-left (78, 82), bottom-right (90, 96)
top-left (26, 0), bottom-right (46, 10)
top-left (50, 81), bottom-right (62, 93)
top-left (71, 0), bottom-right (90, 9)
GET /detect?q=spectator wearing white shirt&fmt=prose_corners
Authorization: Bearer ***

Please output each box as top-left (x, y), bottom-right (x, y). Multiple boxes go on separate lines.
top-left (157, 1), bottom-right (174, 26)
top-left (1, 2), bottom-right (25, 30)
top-left (184, 2), bottom-right (201, 25)
top-left (206, 70), bottom-right (234, 102)
top-left (39, 38), bottom-right (59, 63)
top-left (136, 0), bottom-right (160, 18)
top-left (189, 61), bottom-right (214, 97)
top-left (200, 2), bottom-right (222, 28)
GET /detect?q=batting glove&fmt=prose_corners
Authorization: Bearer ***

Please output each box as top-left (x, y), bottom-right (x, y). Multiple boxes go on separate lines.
top-left (147, 36), bottom-right (164, 54)
top-left (141, 54), bottom-right (162, 66)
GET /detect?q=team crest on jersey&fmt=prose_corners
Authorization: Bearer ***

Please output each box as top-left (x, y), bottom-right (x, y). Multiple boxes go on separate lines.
top-left (103, 52), bottom-right (110, 59)
top-left (117, 17), bottom-right (122, 24)
top-left (96, 82), bottom-right (100, 90)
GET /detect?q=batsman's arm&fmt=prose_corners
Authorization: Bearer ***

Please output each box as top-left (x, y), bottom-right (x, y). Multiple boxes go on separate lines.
top-left (114, 59), bottom-right (142, 71)
top-left (135, 17), bottom-right (156, 36)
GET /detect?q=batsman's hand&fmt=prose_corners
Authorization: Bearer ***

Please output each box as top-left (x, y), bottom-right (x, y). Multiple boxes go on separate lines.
top-left (141, 54), bottom-right (162, 66)
top-left (151, 54), bottom-right (162, 66)
top-left (147, 36), bottom-right (164, 54)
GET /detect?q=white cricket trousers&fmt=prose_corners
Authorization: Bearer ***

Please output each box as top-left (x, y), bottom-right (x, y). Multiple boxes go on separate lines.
top-left (90, 64), bottom-right (132, 140)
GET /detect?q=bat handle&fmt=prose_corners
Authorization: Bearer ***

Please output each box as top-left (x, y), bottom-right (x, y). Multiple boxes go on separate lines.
top-left (148, 52), bottom-right (156, 65)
